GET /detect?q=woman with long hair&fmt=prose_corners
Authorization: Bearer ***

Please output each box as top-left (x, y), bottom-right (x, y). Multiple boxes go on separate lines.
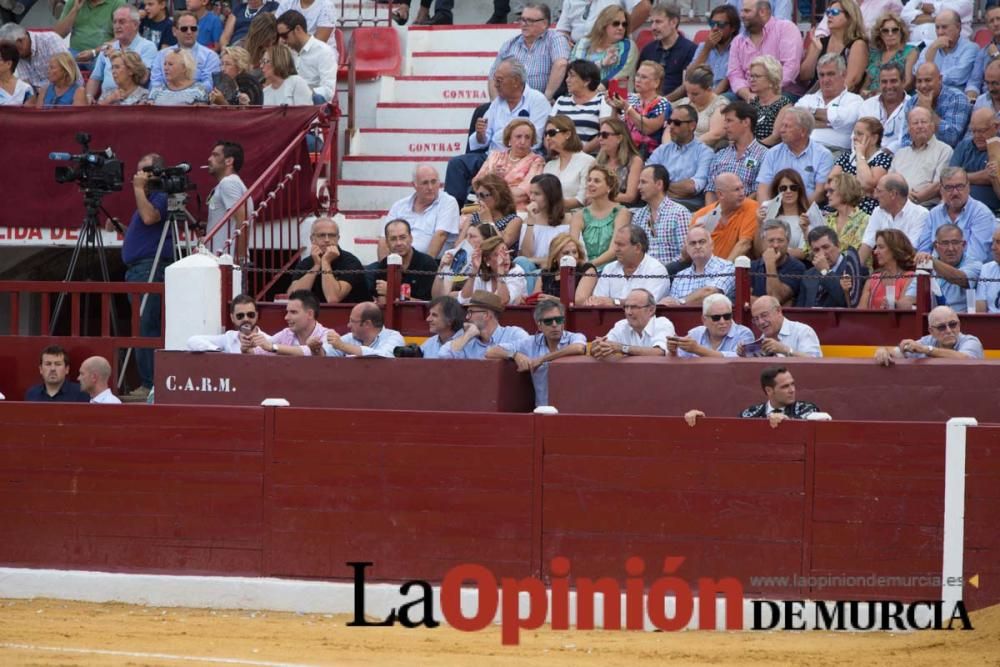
top-left (434, 222), bottom-right (498, 298)
top-left (595, 116), bottom-right (643, 205)
top-left (800, 0), bottom-right (869, 93)
top-left (857, 229), bottom-right (916, 309)
top-left (467, 173), bottom-right (523, 254)
top-left (34, 52), bottom-right (85, 107)
top-left (244, 11), bottom-right (277, 71)
top-left (473, 118), bottom-right (545, 209)
top-left (861, 14), bottom-right (916, 95)
top-left (570, 164), bottom-right (632, 268)
top-left (459, 236), bottom-right (527, 307)
top-left (531, 232), bottom-right (596, 303)
top-left (569, 5), bottom-right (637, 86)
top-left (521, 174), bottom-right (571, 266)
top-left (756, 168), bottom-right (812, 259)
top-left (542, 115), bottom-right (596, 210)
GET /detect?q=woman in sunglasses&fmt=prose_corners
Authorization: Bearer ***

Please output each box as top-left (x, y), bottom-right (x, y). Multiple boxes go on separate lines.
top-left (861, 14), bottom-right (916, 96)
top-left (542, 115), bottom-right (595, 210)
top-left (800, 0), bottom-right (869, 93)
top-left (465, 173), bottom-right (522, 255)
top-left (595, 116), bottom-right (643, 205)
top-left (473, 118), bottom-right (544, 209)
top-left (570, 164), bottom-right (631, 269)
top-left (857, 229), bottom-right (916, 310)
top-left (531, 232), bottom-right (595, 303)
top-left (569, 5), bottom-right (637, 87)
top-left (756, 168), bottom-right (812, 260)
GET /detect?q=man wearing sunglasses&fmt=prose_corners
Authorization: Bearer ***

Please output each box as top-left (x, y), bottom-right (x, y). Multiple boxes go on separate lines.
top-left (689, 5), bottom-right (738, 96)
top-left (645, 104), bottom-right (714, 211)
top-left (85, 6), bottom-right (157, 101)
top-left (186, 294), bottom-right (269, 353)
top-left (668, 293), bottom-right (753, 358)
top-left (275, 10), bottom-right (337, 103)
top-left (874, 305), bottom-right (983, 365)
top-left (486, 301), bottom-right (585, 407)
top-left (150, 11), bottom-right (220, 92)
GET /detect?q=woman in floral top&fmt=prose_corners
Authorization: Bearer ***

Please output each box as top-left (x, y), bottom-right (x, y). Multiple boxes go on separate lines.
top-left (570, 5), bottom-right (638, 86)
top-left (821, 173), bottom-right (869, 257)
top-left (606, 60), bottom-right (670, 158)
top-left (828, 117), bottom-right (892, 214)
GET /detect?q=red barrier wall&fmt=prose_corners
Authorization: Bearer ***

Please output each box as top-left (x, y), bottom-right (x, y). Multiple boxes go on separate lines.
top-left (965, 425), bottom-right (1000, 611)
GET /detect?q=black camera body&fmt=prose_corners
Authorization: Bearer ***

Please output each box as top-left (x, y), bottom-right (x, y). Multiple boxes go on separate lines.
top-left (52, 133), bottom-right (124, 194)
top-left (393, 344), bottom-right (424, 358)
top-left (144, 162), bottom-right (196, 195)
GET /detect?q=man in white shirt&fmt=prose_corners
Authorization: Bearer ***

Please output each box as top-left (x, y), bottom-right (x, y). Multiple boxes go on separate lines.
top-left (276, 9), bottom-right (337, 103)
top-left (743, 295), bottom-right (823, 358)
top-left (205, 140), bottom-right (252, 256)
top-left (585, 225), bottom-right (670, 305)
top-left (591, 288), bottom-right (675, 359)
top-left (380, 164), bottom-right (460, 260)
top-left (320, 302), bottom-right (405, 358)
top-left (275, 0), bottom-right (335, 43)
top-left (78, 356), bottom-right (122, 404)
top-left (901, 0), bottom-right (971, 46)
top-left (556, 0), bottom-right (652, 44)
top-left (857, 62), bottom-right (910, 154)
top-left (860, 173), bottom-right (931, 265)
top-left (793, 54), bottom-right (863, 153)
top-left (186, 294), bottom-right (268, 353)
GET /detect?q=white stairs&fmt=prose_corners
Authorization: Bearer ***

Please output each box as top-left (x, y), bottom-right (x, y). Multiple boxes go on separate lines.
top-left (338, 24), bottom-right (520, 263)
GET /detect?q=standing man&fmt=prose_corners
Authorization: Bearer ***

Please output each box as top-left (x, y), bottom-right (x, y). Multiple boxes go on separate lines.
top-left (486, 300), bottom-right (586, 407)
top-left (78, 356), bottom-right (122, 404)
top-left (727, 0), bottom-right (803, 102)
top-left (638, 4), bottom-right (696, 100)
top-left (321, 303), bottom-right (405, 358)
top-left (120, 153), bottom-right (171, 401)
top-left (630, 164), bottom-right (690, 267)
top-left (150, 12), bottom-right (221, 91)
top-left (205, 140), bottom-right (251, 256)
top-left (55, 0), bottom-right (126, 67)
top-left (0, 23), bottom-right (79, 89)
top-left (24, 345), bottom-right (90, 402)
top-left (857, 62), bottom-right (910, 155)
top-left (488, 2), bottom-right (569, 102)
top-left (374, 219), bottom-right (440, 303)
top-left (276, 10), bottom-right (338, 103)
top-left (86, 6), bottom-right (158, 101)
top-left (645, 104), bottom-right (714, 211)
top-left (705, 101), bottom-right (769, 202)
top-left (381, 164), bottom-right (460, 260)
top-left (289, 217), bottom-right (371, 303)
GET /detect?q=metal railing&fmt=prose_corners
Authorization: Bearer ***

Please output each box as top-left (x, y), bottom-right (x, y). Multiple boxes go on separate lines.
top-left (337, 0), bottom-right (394, 27)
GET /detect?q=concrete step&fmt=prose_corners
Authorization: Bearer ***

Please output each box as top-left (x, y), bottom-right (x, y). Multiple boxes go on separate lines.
top-left (353, 128), bottom-right (469, 156)
top-left (337, 212), bottom-right (385, 264)
top-left (408, 51), bottom-right (496, 76)
top-left (406, 25), bottom-right (519, 53)
top-left (376, 102), bottom-right (479, 128)
top-left (338, 180), bottom-right (415, 210)
top-left (381, 75), bottom-right (490, 104)
top-left (342, 155), bottom-right (454, 181)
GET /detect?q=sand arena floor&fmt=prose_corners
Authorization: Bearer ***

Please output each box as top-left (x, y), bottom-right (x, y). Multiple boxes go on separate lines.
top-left (0, 598), bottom-right (998, 666)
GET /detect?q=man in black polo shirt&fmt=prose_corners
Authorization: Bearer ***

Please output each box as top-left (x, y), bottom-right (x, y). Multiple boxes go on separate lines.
top-left (374, 219), bottom-right (439, 302)
top-left (638, 4), bottom-right (696, 101)
top-left (24, 345), bottom-right (90, 403)
top-left (288, 217), bottom-right (371, 303)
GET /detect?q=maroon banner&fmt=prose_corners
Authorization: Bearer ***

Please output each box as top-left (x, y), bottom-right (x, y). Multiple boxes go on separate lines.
top-left (0, 106), bottom-right (319, 229)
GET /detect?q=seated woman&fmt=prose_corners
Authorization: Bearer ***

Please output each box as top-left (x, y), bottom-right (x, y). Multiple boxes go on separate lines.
top-left (531, 232), bottom-right (596, 303)
top-left (98, 51), bottom-right (149, 106)
top-left (542, 115), bottom-right (596, 210)
top-left (607, 60), bottom-right (670, 157)
top-left (0, 43), bottom-right (33, 106)
top-left (799, 0), bottom-right (868, 93)
top-left (520, 174), bottom-right (571, 267)
top-left (210, 46), bottom-right (263, 106)
top-left (756, 168), bottom-right (814, 260)
top-left (595, 116), bottom-right (643, 205)
top-left (34, 52), bottom-right (85, 107)
top-left (551, 59), bottom-right (613, 154)
top-left (458, 236), bottom-right (527, 307)
top-left (675, 65), bottom-right (727, 149)
top-left (748, 55), bottom-right (792, 146)
top-left (473, 118), bottom-right (545, 209)
top-left (467, 173), bottom-right (523, 255)
top-left (261, 43), bottom-right (313, 106)
top-left (857, 229), bottom-right (916, 310)
top-left (570, 164), bottom-right (632, 269)
top-left (245, 12), bottom-right (278, 73)
top-left (827, 117), bottom-right (891, 214)
top-left (149, 49), bottom-right (208, 105)
top-left (861, 14), bottom-right (916, 96)
top-left (569, 5), bottom-right (637, 87)
top-left (821, 173), bottom-right (869, 256)
top-left (434, 222), bottom-right (498, 298)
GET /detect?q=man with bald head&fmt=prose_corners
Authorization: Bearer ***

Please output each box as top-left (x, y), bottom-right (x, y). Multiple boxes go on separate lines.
top-left (915, 9), bottom-right (977, 95)
top-left (874, 305), bottom-right (983, 365)
top-left (382, 164), bottom-right (460, 260)
top-left (320, 302), bottom-right (405, 358)
top-left (971, 59), bottom-right (1000, 129)
top-left (948, 108), bottom-right (1000, 213)
top-left (901, 0), bottom-right (972, 49)
top-left (742, 295), bottom-right (822, 358)
top-left (892, 107), bottom-right (953, 207)
top-left (692, 172), bottom-right (759, 261)
top-left (967, 6), bottom-right (1000, 102)
top-left (288, 217), bottom-right (371, 304)
top-left (860, 173), bottom-right (930, 266)
top-left (78, 356), bottom-right (121, 404)
top-left (902, 62), bottom-right (971, 147)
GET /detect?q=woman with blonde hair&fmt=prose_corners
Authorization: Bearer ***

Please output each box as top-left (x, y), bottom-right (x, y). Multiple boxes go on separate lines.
top-left (570, 164), bottom-right (631, 268)
top-left (34, 52), bottom-right (85, 107)
top-left (244, 12), bottom-right (277, 70)
top-left (542, 114), bottom-right (596, 210)
top-left (820, 173), bottom-right (869, 255)
top-left (606, 60), bottom-right (670, 157)
top-left (473, 118), bottom-right (545, 208)
top-left (595, 116), bottom-right (643, 205)
top-left (97, 51), bottom-right (148, 105)
top-left (531, 232), bottom-right (596, 303)
top-left (800, 0), bottom-right (869, 93)
top-left (210, 46), bottom-right (262, 106)
top-left (570, 5), bottom-right (638, 86)
top-left (861, 14), bottom-right (916, 95)
top-left (748, 55), bottom-right (792, 146)
top-left (261, 43), bottom-right (312, 106)
top-left (149, 49), bottom-right (207, 105)
top-left (675, 65), bottom-right (727, 149)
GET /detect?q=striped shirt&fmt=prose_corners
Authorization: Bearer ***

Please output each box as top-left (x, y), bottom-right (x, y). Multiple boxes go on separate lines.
top-left (705, 140), bottom-right (769, 196)
top-left (551, 93), bottom-right (613, 144)
top-left (490, 30), bottom-right (571, 94)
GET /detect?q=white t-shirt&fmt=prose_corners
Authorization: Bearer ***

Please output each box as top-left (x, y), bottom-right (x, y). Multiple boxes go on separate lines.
top-left (543, 152), bottom-right (595, 207)
top-left (606, 316), bottom-right (675, 350)
top-left (262, 75), bottom-right (314, 107)
top-left (0, 78), bottom-right (33, 106)
top-left (457, 265), bottom-right (528, 305)
top-left (207, 173), bottom-right (252, 254)
top-left (521, 223), bottom-right (571, 260)
top-left (592, 254), bottom-right (670, 302)
top-left (276, 0), bottom-right (336, 33)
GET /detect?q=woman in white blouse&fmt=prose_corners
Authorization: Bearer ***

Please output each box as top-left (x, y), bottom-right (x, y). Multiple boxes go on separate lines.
top-left (261, 44), bottom-right (313, 106)
top-left (0, 43), bottom-right (33, 106)
top-left (542, 115), bottom-right (596, 211)
top-left (458, 236), bottom-right (527, 307)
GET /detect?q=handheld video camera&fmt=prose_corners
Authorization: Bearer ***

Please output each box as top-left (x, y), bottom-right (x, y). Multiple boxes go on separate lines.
top-left (143, 162), bottom-right (196, 195)
top-left (51, 133), bottom-right (124, 194)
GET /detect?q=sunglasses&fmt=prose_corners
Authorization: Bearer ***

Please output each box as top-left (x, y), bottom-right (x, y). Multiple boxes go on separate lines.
top-left (668, 118), bottom-right (692, 126)
top-left (708, 313), bottom-right (733, 322)
top-left (778, 184), bottom-right (799, 193)
top-left (930, 320), bottom-right (960, 333)
top-left (544, 128), bottom-right (564, 137)
top-left (277, 30), bottom-right (290, 39)
top-left (540, 316), bottom-right (565, 326)
top-left (234, 312), bottom-right (257, 320)
top-left (825, 7), bottom-right (842, 17)
top-left (880, 26), bottom-right (900, 34)
top-left (598, 131), bottom-right (617, 139)
top-left (475, 190), bottom-right (493, 199)
top-left (177, 25), bottom-right (198, 32)
top-left (708, 20), bottom-right (728, 29)
top-left (609, 20), bottom-right (627, 28)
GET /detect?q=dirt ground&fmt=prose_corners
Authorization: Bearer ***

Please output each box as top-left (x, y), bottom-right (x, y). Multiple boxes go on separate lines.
top-left (0, 598), bottom-right (998, 667)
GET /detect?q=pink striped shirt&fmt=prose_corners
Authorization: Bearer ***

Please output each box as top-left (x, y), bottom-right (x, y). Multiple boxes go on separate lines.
top-left (727, 18), bottom-right (804, 96)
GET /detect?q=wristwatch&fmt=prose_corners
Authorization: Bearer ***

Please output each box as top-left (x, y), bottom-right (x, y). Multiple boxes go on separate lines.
top-left (622, 344), bottom-right (631, 356)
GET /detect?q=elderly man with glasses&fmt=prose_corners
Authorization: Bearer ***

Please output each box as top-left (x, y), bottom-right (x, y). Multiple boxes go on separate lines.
top-left (874, 305), bottom-right (984, 365)
top-left (488, 2), bottom-right (569, 102)
top-left (667, 293), bottom-right (753, 358)
top-left (741, 295), bottom-right (823, 358)
top-left (288, 217), bottom-right (371, 303)
top-left (591, 288), bottom-right (675, 359)
top-left (914, 223), bottom-right (983, 313)
top-left (918, 165), bottom-right (997, 263)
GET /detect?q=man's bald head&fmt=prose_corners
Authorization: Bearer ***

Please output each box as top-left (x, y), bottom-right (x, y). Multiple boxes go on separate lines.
top-left (81, 356), bottom-right (111, 380)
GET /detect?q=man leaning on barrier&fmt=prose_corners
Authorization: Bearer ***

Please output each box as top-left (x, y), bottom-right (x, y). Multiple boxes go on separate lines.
top-left (318, 302), bottom-right (404, 358)
top-left (874, 305), bottom-right (984, 365)
top-left (591, 288), bottom-right (674, 359)
top-left (685, 366), bottom-right (821, 429)
top-left (668, 293), bottom-right (754, 358)
top-left (438, 290), bottom-right (529, 360)
top-left (742, 295), bottom-right (823, 358)
top-left (288, 217), bottom-right (371, 304)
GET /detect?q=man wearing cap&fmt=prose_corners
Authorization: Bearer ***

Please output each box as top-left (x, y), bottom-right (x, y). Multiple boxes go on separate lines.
top-left (485, 300), bottom-right (586, 407)
top-left (438, 290), bottom-right (530, 360)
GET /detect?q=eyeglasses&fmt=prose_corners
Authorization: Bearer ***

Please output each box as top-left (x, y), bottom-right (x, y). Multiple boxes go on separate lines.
top-left (935, 239), bottom-right (965, 247)
top-left (475, 190), bottom-right (493, 199)
top-left (234, 312), bottom-right (257, 320)
top-left (708, 20), bottom-right (728, 28)
top-left (539, 316), bottom-right (565, 326)
top-left (668, 118), bottom-right (693, 126)
top-left (880, 26), bottom-right (900, 34)
top-left (623, 304), bottom-right (651, 311)
top-left (177, 25), bottom-right (198, 32)
top-left (941, 183), bottom-right (968, 192)
top-left (544, 128), bottom-right (564, 137)
top-left (708, 312), bottom-right (733, 322)
top-left (260, 57), bottom-right (272, 64)
top-left (519, 16), bottom-right (546, 24)
top-left (598, 131), bottom-right (617, 139)
top-left (778, 184), bottom-right (799, 193)
top-left (609, 20), bottom-right (627, 28)
top-left (277, 30), bottom-right (290, 39)
top-left (930, 320), bottom-right (960, 332)
top-left (312, 232), bottom-right (339, 239)
top-left (825, 7), bottom-right (842, 17)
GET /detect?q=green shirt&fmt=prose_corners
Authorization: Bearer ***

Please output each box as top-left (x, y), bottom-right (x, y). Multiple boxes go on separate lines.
top-left (61, 0), bottom-right (126, 52)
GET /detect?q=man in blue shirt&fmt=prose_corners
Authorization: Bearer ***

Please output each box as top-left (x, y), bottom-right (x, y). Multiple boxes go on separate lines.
top-left (420, 296), bottom-right (464, 359)
top-left (689, 4), bottom-right (738, 95)
top-left (486, 300), bottom-right (586, 407)
top-left (121, 154), bottom-right (172, 401)
top-left (24, 345), bottom-right (91, 403)
top-left (645, 103), bottom-right (714, 211)
top-left (915, 9), bottom-right (978, 95)
top-left (915, 223), bottom-right (983, 313)
top-left (874, 306), bottom-right (984, 363)
top-left (321, 302), bottom-right (406, 357)
top-left (966, 4), bottom-right (1000, 101)
top-left (86, 6), bottom-right (158, 100)
top-left (949, 109), bottom-right (1000, 213)
top-left (755, 107), bottom-right (834, 204)
top-left (638, 3), bottom-right (696, 100)
top-left (902, 63), bottom-right (971, 148)
top-left (918, 166), bottom-right (998, 263)
top-left (188, 0), bottom-right (223, 49)
top-left (488, 2), bottom-right (569, 101)
top-left (438, 290), bottom-right (529, 360)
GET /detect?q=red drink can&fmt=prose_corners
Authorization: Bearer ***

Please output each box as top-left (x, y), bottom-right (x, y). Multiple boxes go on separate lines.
top-left (400, 283), bottom-right (411, 300)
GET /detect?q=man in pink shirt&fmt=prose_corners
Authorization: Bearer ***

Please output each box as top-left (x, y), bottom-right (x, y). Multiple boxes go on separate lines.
top-left (727, 0), bottom-right (804, 103)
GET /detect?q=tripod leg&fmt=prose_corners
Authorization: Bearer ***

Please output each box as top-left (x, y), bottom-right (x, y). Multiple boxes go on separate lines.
top-left (49, 219), bottom-right (90, 335)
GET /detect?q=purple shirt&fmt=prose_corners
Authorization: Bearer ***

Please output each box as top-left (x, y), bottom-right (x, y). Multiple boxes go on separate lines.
top-left (253, 322), bottom-right (329, 356)
top-left (727, 18), bottom-right (803, 95)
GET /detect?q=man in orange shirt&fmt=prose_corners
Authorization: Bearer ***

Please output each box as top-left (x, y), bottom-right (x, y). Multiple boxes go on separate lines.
top-left (690, 172), bottom-right (758, 261)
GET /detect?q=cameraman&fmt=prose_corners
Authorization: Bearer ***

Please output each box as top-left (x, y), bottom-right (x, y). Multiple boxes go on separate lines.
top-left (120, 153), bottom-right (171, 401)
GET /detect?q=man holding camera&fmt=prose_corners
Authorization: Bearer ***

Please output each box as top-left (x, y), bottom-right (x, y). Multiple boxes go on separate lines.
top-left (120, 153), bottom-right (171, 401)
